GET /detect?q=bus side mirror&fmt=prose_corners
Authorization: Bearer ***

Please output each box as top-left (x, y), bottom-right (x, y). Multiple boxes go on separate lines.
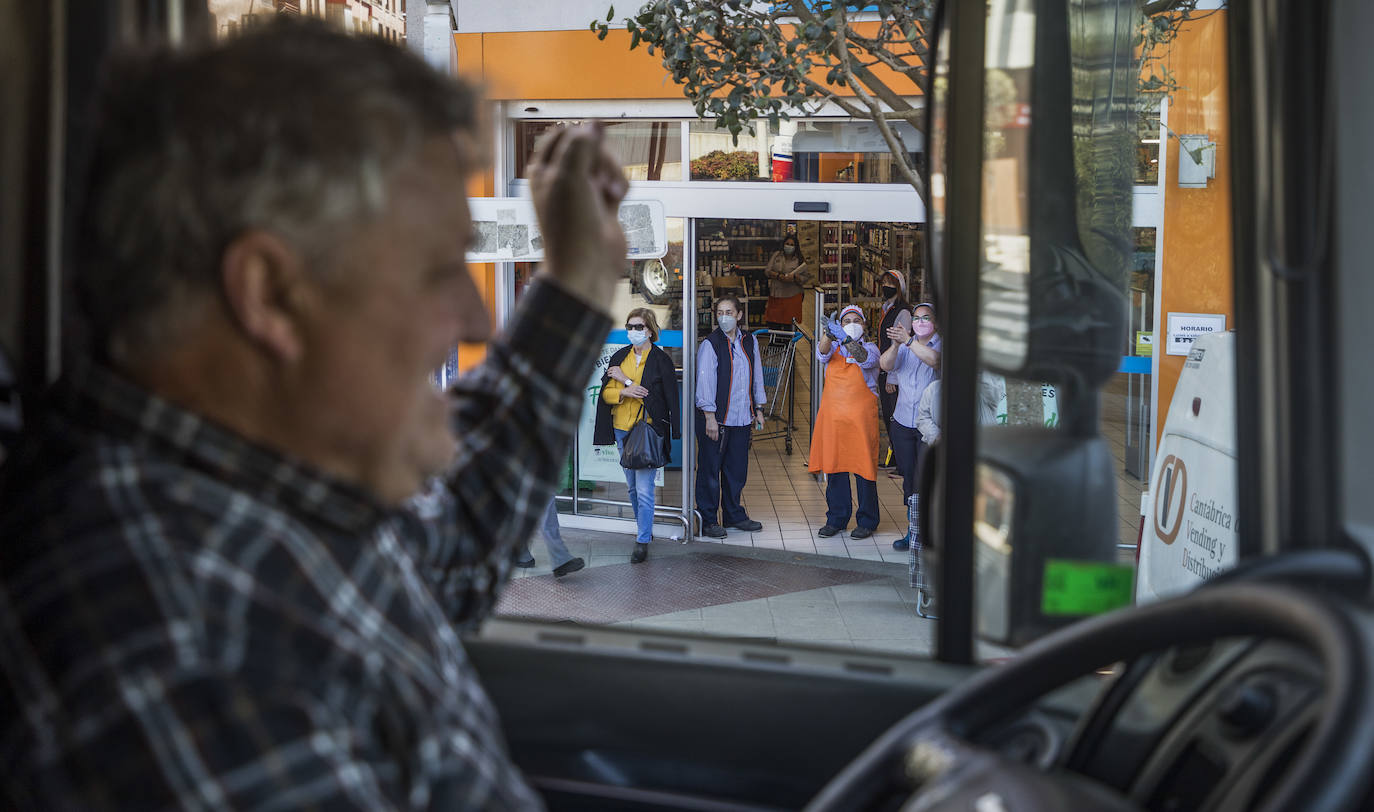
top-left (972, 428), bottom-right (1128, 646)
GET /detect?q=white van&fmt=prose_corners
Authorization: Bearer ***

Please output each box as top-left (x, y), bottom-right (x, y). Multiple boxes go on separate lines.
top-left (1135, 331), bottom-right (1239, 603)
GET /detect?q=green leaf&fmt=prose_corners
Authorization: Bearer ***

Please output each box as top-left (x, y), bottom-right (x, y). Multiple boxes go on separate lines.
top-left (597, 28), bottom-right (608, 40)
top-left (607, 5), bottom-right (615, 22)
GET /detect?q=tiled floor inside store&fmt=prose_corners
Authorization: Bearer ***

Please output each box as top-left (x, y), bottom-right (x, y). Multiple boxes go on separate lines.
top-left (709, 426), bottom-right (915, 563)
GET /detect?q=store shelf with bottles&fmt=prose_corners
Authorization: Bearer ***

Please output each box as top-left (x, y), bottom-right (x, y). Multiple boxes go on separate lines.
top-left (697, 219), bottom-right (795, 277)
top-left (821, 223), bottom-right (857, 246)
top-left (854, 223), bottom-right (927, 301)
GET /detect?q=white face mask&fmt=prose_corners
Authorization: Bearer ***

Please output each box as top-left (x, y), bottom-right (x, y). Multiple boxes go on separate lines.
top-left (783, 245), bottom-right (795, 256)
top-left (627, 328), bottom-right (649, 345)
top-left (843, 322), bottom-right (865, 341)
top-left (718, 314), bottom-right (738, 333)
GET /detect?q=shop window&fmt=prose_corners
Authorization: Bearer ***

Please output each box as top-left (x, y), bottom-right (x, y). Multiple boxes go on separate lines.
top-left (1137, 108), bottom-right (1162, 185)
top-left (688, 122), bottom-right (775, 181)
top-left (689, 120), bottom-right (922, 184)
top-left (511, 219), bottom-right (687, 522)
top-left (514, 120), bottom-right (683, 182)
top-left (792, 121), bottom-right (922, 184)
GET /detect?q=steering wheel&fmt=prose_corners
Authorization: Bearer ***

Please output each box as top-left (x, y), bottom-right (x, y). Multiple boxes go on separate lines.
top-left (806, 583), bottom-right (1374, 812)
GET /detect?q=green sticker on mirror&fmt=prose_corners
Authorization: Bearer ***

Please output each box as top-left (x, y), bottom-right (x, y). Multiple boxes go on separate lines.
top-left (1041, 559), bottom-right (1134, 616)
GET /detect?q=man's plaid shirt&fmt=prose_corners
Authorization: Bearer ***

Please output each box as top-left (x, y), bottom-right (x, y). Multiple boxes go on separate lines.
top-left (0, 280), bottom-right (608, 810)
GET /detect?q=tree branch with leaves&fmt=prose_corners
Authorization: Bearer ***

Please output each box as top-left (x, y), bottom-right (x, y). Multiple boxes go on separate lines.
top-left (593, 1), bottom-right (933, 197)
top-left (594, 0), bottom-right (1223, 201)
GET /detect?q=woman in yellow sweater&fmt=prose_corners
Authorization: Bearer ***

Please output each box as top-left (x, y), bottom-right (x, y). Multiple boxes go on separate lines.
top-left (592, 309), bottom-right (681, 562)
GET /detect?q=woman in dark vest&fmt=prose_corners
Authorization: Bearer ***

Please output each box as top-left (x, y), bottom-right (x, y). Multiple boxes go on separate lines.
top-left (594, 308), bottom-right (681, 563)
top-left (876, 269), bottom-right (913, 468)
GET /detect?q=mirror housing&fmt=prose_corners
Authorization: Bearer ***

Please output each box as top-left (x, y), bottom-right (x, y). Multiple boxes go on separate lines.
top-left (972, 427), bottom-right (1128, 647)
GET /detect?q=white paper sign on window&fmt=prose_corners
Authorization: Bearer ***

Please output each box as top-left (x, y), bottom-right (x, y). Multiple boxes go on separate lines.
top-left (465, 198), bottom-right (667, 263)
top-left (1166, 312), bottom-right (1227, 356)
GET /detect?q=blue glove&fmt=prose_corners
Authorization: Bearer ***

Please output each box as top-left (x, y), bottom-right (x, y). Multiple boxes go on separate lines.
top-left (825, 316), bottom-right (846, 341)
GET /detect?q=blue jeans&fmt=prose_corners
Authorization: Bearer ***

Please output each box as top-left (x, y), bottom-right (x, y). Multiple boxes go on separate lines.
top-left (615, 428), bottom-right (657, 544)
top-left (521, 498), bottom-right (576, 567)
top-left (537, 498), bottom-right (575, 567)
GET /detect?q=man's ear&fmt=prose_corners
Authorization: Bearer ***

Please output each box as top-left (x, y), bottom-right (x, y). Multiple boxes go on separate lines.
top-left (219, 230), bottom-right (311, 363)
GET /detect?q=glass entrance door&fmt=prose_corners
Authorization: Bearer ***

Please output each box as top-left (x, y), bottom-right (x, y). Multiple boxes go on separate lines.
top-left (687, 216), bottom-right (926, 561)
top-left (541, 217), bottom-right (693, 541)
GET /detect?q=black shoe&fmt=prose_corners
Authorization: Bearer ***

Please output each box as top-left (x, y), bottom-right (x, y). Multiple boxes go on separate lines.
top-left (731, 519), bottom-right (763, 532)
top-left (553, 557), bottom-right (585, 578)
top-left (631, 543), bottom-right (649, 564)
top-left (850, 526), bottom-right (874, 539)
top-left (817, 525), bottom-right (840, 537)
top-left (701, 524), bottom-right (727, 539)
top-left (515, 556), bottom-right (536, 568)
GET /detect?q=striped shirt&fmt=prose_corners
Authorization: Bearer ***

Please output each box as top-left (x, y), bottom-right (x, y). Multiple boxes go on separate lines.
top-left (0, 279), bottom-right (607, 811)
top-left (888, 335), bottom-right (943, 429)
top-left (694, 331), bottom-right (766, 426)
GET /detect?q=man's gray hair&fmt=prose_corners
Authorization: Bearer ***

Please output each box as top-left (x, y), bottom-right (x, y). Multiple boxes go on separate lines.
top-left (74, 19), bottom-right (482, 362)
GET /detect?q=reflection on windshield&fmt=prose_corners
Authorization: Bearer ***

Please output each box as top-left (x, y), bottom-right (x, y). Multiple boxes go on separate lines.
top-left (964, 0), bottom-right (1237, 650)
top-left (978, 0), bottom-right (1035, 371)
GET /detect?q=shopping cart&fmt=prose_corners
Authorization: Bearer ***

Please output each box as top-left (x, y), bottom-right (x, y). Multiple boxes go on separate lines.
top-left (752, 326), bottom-right (801, 454)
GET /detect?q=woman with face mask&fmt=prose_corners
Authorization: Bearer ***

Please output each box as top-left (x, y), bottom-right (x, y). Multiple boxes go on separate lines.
top-left (593, 309), bottom-right (682, 563)
top-left (809, 305), bottom-right (883, 539)
top-left (762, 234), bottom-right (809, 330)
top-left (876, 270), bottom-right (914, 469)
top-left (879, 302), bottom-right (942, 551)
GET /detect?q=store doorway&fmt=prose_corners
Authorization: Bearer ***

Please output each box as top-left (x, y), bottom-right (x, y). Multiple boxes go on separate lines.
top-left (689, 217), bottom-right (927, 558)
top-left (509, 217), bottom-right (692, 555)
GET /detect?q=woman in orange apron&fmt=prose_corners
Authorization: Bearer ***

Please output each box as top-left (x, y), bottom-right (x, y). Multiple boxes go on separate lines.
top-left (809, 305), bottom-right (882, 538)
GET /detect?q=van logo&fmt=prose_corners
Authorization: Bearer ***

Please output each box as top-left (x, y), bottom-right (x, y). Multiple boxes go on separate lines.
top-left (1154, 455), bottom-right (1188, 545)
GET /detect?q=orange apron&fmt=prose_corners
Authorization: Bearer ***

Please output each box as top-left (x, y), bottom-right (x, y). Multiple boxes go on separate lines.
top-left (808, 353), bottom-right (880, 481)
top-left (763, 293), bottom-right (804, 325)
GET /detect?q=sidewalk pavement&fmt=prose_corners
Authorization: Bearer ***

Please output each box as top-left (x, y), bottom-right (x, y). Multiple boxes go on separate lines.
top-left (501, 526), bottom-right (937, 656)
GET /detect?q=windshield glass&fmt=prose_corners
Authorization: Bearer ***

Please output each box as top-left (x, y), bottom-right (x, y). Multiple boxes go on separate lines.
top-left (466, 0), bottom-right (1239, 657)
top-left (190, 0), bottom-right (1239, 660)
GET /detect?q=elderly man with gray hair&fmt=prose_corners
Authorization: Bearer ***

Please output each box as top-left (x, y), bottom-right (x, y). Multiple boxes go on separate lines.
top-left (0, 20), bottom-right (627, 811)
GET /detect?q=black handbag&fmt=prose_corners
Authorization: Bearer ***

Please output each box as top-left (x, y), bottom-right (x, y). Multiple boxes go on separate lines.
top-left (619, 403), bottom-right (667, 470)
